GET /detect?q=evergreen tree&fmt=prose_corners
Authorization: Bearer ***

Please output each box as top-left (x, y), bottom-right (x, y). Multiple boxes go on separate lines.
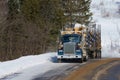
top-left (0, 0), bottom-right (93, 61)
top-left (61, 0), bottom-right (92, 25)
top-left (21, 0), bottom-right (65, 54)
top-left (8, 0), bottom-right (20, 19)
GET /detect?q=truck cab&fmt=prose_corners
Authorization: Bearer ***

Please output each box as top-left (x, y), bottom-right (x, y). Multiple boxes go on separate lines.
top-left (57, 26), bottom-right (87, 62)
top-left (58, 34), bottom-right (83, 62)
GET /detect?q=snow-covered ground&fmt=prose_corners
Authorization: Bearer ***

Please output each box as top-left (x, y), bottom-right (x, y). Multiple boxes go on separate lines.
top-left (0, 52), bottom-right (54, 79)
top-left (0, 52), bottom-right (69, 80)
top-left (91, 0), bottom-right (120, 57)
top-left (0, 0), bottom-right (120, 80)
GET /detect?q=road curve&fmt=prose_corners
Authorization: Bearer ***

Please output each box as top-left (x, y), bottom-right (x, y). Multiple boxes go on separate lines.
top-left (98, 61), bottom-right (120, 80)
top-left (64, 58), bottom-right (120, 80)
top-left (32, 59), bottom-right (100, 80)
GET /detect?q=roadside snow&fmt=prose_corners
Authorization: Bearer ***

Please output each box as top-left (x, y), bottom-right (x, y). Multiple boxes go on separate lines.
top-left (0, 52), bottom-right (69, 80)
top-left (0, 52), bottom-right (58, 79)
top-left (9, 61), bottom-right (68, 80)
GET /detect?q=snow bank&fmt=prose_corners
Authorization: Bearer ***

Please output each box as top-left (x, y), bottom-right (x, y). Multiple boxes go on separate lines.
top-left (0, 52), bottom-right (56, 79)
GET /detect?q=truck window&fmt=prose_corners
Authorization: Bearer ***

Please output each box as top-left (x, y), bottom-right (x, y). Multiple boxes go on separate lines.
top-left (61, 34), bottom-right (81, 43)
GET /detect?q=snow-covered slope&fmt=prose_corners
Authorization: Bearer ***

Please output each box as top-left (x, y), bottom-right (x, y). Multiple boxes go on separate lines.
top-left (91, 0), bottom-right (120, 57)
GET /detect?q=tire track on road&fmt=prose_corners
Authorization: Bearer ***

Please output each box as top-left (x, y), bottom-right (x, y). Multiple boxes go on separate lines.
top-left (64, 58), bottom-right (120, 80)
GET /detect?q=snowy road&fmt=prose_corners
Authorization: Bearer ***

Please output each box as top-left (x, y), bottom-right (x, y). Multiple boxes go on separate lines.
top-left (33, 59), bottom-right (101, 80)
top-left (0, 61), bottom-right (86, 80)
top-left (33, 63), bottom-right (83, 80)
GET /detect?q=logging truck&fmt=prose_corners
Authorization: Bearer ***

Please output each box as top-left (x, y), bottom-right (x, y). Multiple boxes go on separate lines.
top-left (57, 23), bottom-right (101, 62)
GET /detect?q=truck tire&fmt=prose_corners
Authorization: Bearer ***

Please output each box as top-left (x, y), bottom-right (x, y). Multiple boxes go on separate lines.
top-left (97, 50), bottom-right (101, 59)
top-left (99, 51), bottom-right (101, 59)
top-left (83, 56), bottom-right (88, 62)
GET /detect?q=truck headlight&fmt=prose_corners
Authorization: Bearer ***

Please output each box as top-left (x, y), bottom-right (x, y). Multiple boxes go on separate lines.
top-left (76, 49), bottom-right (82, 55)
top-left (76, 50), bottom-right (81, 52)
top-left (59, 50), bottom-right (63, 52)
top-left (58, 50), bottom-right (63, 55)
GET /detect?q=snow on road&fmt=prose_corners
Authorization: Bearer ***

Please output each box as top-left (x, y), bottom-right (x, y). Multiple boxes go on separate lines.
top-left (8, 60), bottom-right (68, 80)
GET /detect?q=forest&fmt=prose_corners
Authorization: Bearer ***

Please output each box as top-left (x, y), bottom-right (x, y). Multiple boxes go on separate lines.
top-left (0, 0), bottom-right (92, 61)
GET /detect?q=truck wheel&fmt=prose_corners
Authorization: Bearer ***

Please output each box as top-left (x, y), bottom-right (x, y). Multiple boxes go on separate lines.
top-left (94, 51), bottom-right (97, 59)
top-left (97, 51), bottom-right (101, 59)
top-left (99, 51), bottom-right (101, 59)
top-left (96, 52), bottom-right (99, 59)
top-left (83, 56), bottom-right (88, 62)
top-left (98, 53), bottom-right (100, 59)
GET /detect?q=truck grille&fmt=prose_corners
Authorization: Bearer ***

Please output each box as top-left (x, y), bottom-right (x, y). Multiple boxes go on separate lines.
top-left (63, 42), bottom-right (76, 54)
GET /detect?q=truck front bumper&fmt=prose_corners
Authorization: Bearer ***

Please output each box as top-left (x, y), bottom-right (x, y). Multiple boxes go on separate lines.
top-left (57, 54), bottom-right (82, 59)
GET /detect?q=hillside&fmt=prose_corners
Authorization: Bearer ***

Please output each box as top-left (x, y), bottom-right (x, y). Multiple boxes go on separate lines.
top-left (91, 0), bottom-right (120, 57)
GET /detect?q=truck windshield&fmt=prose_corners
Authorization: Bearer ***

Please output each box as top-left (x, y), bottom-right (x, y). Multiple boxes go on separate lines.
top-left (61, 34), bottom-right (81, 43)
